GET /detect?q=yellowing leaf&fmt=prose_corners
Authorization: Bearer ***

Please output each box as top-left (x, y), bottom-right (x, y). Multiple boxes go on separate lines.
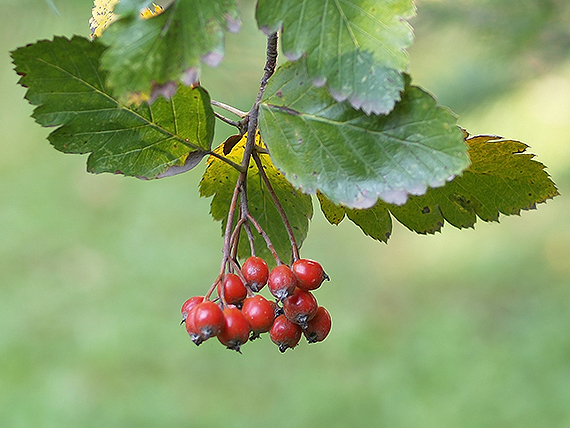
top-left (139, 2), bottom-right (165, 19)
top-left (89, 0), bottom-right (120, 39)
top-left (200, 134), bottom-right (313, 264)
top-left (319, 134), bottom-right (559, 242)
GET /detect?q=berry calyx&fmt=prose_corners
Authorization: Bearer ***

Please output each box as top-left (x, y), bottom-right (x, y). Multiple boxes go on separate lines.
top-left (303, 306), bottom-right (332, 343)
top-left (270, 314), bottom-right (302, 353)
top-left (217, 273), bottom-right (247, 305)
top-left (241, 256), bottom-right (269, 292)
top-left (191, 301), bottom-right (224, 345)
top-left (268, 264), bottom-right (297, 301)
top-left (283, 288), bottom-right (318, 329)
top-left (181, 295), bottom-right (204, 323)
top-left (217, 307), bottom-right (250, 352)
top-left (292, 259), bottom-right (329, 291)
top-left (241, 295), bottom-right (275, 338)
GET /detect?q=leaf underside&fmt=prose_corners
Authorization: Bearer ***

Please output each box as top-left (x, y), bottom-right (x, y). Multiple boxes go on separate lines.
top-left (99, 0), bottom-right (241, 102)
top-left (318, 134), bottom-right (560, 242)
top-left (259, 60), bottom-right (470, 209)
top-left (200, 135), bottom-right (313, 265)
top-left (256, 0), bottom-right (416, 114)
top-left (11, 35), bottom-right (215, 179)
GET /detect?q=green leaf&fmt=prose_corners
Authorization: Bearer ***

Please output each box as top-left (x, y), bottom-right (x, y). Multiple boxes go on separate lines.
top-left (100, 0), bottom-right (240, 102)
top-left (259, 60), bottom-right (470, 209)
top-left (200, 135), bottom-right (313, 264)
top-left (256, 0), bottom-right (415, 114)
top-left (318, 134), bottom-right (559, 242)
top-left (11, 35), bottom-right (215, 179)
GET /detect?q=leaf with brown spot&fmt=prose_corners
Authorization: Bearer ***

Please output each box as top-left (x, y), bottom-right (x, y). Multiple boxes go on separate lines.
top-left (318, 133), bottom-right (559, 241)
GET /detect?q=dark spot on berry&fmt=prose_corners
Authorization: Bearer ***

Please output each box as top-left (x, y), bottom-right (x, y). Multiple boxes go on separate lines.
top-left (306, 332), bottom-right (318, 343)
top-left (422, 206), bottom-right (430, 214)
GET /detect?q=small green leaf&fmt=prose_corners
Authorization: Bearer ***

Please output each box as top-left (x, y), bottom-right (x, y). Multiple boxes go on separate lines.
top-left (200, 135), bottom-right (313, 264)
top-left (256, 0), bottom-right (415, 114)
top-left (11, 35), bottom-right (215, 179)
top-left (318, 134), bottom-right (559, 241)
top-left (100, 0), bottom-right (240, 102)
top-left (259, 60), bottom-right (470, 209)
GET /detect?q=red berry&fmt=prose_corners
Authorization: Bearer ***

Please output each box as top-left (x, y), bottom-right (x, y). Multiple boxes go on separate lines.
top-left (181, 296), bottom-right (204, 322)
top-left (184, 305), bottom-right (200, 342)
top-left (268, 265), bottom-right (297, 301)
top-left (292, 259), bottom-right (328, 291)
top-left (303, 306), bottom-right (332, 343)
top-left (217, 307), bottom-right (250, 352)
top-left (217, 273), bottom-right (247, 305)
top-left (283, 288), bottom-right (318, 329)
top-left (241, 295), bottom-right (275, 337)
top-left (191, 301), bottom-right (224, 345)
top-left (270, 314), bottom-right (302, 353)
top-left (241, 256), bottom-right (269, 292)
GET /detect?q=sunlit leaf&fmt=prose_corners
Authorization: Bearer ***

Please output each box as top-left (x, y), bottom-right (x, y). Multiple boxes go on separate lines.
top-left (259, 60), bottom-right (470, 209)
top-left (318, 134), bottom-right (560, 241)
top-left (11, 36), bottom-right (214, 179)
top-left (200, 134), bottom-right (313, 265)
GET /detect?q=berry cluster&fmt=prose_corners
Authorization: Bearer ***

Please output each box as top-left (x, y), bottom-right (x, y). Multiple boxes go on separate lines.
top-left (181, 257), bottom-right (331, 353)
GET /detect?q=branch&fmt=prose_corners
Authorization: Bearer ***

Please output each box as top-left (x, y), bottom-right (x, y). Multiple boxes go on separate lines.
top-left (252, 151), bottom-right (299, 262)
top-left (213, 110), bottom-right (240, 128)
top-left (210, 99), bottom-right (247, 118)
top-left (207, 150), bottom-right (246, 173)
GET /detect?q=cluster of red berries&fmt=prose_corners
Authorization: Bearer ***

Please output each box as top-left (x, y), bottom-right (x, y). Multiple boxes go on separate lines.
top-left (181, 257), bottom-right (331, 353)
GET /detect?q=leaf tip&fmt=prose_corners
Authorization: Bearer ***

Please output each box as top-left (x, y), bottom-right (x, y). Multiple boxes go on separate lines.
top-left (202, 51), bottom-right (224, 68)
top-left (379, 189), bottom-right (409, 206)
top-left (148, 81), bottom-right (178, 104)
top-left (181, 68), bottom-right (199, 86)
top-left (225, 13), bottom-right (241, 33)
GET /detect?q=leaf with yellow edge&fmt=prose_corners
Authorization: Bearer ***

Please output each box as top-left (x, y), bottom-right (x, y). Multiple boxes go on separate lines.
top-left (200, 134), bottom-right (313, 265)
top-left (318, 134), bottom-right (559, 242)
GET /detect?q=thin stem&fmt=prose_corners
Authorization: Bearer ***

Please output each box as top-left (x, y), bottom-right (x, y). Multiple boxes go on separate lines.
top-left (229, 216), bottom-right (246, 262)
top-left (218, 177), bottom-right (243, 282)
top-left (211, 100), bottom-right (247, 118)
top-left (213, 111), bottom-right (240, 128)
top-left (207, 150), bottom-right (246, 173)
top-left (243, 221), bottom-right (256, 256)
top-left (253, 151), bottom-right (299, 262)
top-left (246, 213), bottom-right (282, 265)
top-left (204, 275), bottom-right (222, 301)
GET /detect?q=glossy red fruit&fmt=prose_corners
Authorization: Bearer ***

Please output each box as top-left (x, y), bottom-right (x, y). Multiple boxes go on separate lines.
top-left (217, 273), bottom-right (247, 305)
top-left (184, 305), bottom-right (200, 342)
top-left (283, 288), bottom-right (318, 329)
top-left (270, 314), bottom-right (302, 353)
top-left (181, 296), bottom-right (204, 322)
top-left (241, 295), bottom-right (275, 337)
top-left (292, 259), bottom-right (328, 291)
top-left (303, 306), bottom-right (332, 343)
top-left (241, 256), bottom-right (269, 292)
top-left (191, 301), bottom-right (224, 345)
top-left (217, 307), bottom-right (250, 352)
top-left (268, 264), bottom-right (297, 301)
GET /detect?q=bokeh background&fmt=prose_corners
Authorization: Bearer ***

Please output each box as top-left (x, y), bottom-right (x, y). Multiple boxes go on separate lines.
top-left (1, 0), bottom-right (570, 427)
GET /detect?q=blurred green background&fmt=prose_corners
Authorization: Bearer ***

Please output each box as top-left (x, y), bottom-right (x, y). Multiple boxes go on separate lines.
top-left (1, 0), bottom-right (570, 427)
